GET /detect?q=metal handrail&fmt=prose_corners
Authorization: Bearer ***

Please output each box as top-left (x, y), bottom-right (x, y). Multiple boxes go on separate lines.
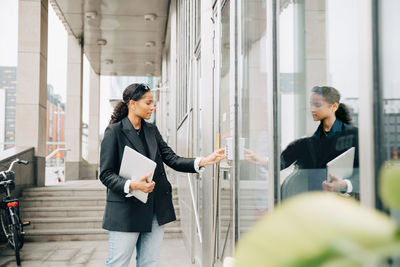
top-left (185, 59), bottom-right (203, 244)
top-left (45, 148), bottom-right (70, 161)
top-left (187, 173), bottom-right (203, 244)
top-left (213, 161), bottom-right (221, 263)
top-left (213, 0), bottom-right (222, 264)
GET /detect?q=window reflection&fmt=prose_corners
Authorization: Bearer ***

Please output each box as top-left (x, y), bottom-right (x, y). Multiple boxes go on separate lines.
top-left (380, 0), bottom-right (400, 162)
top-left (239, 0), bottom-right (268, 235)
top-left (218, 1), bottom-right (233, 260)
top-left (278, 0), bottom-right (360, 201)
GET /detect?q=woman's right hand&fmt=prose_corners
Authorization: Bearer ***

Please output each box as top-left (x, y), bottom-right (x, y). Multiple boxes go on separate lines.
top-left (129, 173), bottom-right (155, 193)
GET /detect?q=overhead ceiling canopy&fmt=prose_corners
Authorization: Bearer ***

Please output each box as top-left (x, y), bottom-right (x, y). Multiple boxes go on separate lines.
top-left (50, 0), bottom-right (169, 77)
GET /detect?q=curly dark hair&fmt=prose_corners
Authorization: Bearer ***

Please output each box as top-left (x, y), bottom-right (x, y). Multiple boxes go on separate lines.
top-left (109, 83), bottom-right (151, 124)
top-left (312, 86), bottom-right (352, 124)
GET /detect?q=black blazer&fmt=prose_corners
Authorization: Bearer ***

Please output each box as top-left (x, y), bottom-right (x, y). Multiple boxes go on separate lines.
top-left (280, 120), bottom-right (359, 193)
top-left (99, 117), bottom-right (196, 232)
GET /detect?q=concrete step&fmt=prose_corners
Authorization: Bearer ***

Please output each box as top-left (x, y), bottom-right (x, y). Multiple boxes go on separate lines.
top-left (24, 226), bottom-right (182, 242)
top-left (220, 197), bottom-right (267, 207)
top-left (26, 216), bottom-right (182, 230)
top-left (220, 194), bottom-right (268, 200)
top-left (219, 215), bottom-right (259, 230)
top-left (219, 205), bottom-right (267, 217)
top-left (22, 186), bottom-right (178, 197)
top-left (20, 195), bottom-right (179, 208)
top-left (21, 205), bottom-right (181, 219)
top-left (19, 182), bottom-right (182, 242)
top-left (22, 187), bottom-right (106, 198)
top-left (20, 196), bottom-right (106, 207)
top-left (21, 206), bottom-right (105, 218)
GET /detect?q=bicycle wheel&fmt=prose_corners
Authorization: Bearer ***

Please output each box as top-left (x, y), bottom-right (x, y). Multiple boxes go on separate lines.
top-left (0, 208), bottom-right (12, 241)
top-left (12, 223), bottom-right (21, 265)
top-left (12, 211), bottom-right (24, 250)
top-left (0, 209), bottom-right (8, 243)
top-left (0, 208), bottom-right (24, 250)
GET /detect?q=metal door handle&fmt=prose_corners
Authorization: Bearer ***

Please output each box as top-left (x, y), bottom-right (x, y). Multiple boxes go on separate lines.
top-left (219, 165), bottom-right (232, 171)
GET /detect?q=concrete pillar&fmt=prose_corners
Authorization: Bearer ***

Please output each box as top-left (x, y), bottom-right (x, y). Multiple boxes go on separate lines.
top-left (358, 0), bottom-right (375, 208)
top-left (87, 67), bottom-right (100, 172)
top-left (65, 35), bottom-right (83, 180)
top-left (16, 0), bottom-right (48, 186)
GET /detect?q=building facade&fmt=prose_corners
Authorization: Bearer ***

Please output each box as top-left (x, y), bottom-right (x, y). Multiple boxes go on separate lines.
top-left (0, 69), bottom-right (66, 162)
top-left (154, 0), bottom-right (400, 265)
top-left (0, 66), bottom-right (16, 151)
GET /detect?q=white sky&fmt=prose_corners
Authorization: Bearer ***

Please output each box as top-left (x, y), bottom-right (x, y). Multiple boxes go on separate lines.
top-left (0, 0), bottom-right (18, 66)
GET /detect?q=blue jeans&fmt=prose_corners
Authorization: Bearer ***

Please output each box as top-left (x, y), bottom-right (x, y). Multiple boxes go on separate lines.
top-left (105, 215), bottom-right (165, 267)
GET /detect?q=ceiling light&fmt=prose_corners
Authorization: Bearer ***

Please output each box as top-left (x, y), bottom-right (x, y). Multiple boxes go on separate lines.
top-left (104, 59), bottom-right (113, 64)
top-left (144, 13), bottom-right (157, 21)
top-left (145, 41), bottom-right (155, 47)
top-left (85, 11), bottom-right (97, 19)
top-left (97, 39), bottom-right (107, 46)
top-left (145, 61), bottom-right (154, 66)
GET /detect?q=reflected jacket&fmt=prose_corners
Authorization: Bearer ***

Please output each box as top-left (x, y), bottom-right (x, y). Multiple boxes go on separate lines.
top-left (280, 119), bottom-right (359, 193)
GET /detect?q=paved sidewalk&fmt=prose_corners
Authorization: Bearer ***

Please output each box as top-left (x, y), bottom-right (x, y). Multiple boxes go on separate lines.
top-left (0, 238), bottom-right (195, 267)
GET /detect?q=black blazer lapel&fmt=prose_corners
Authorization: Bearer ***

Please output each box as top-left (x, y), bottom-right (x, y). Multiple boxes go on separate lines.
top-left (121, 117), bottom-right (146, 155)
top-left (142, 120), bottom-right (157, 161)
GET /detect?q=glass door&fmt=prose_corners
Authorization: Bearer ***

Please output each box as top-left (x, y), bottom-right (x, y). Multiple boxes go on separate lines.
top-left (192, 50), bottom-right (203, 265)
top-left (213, 0), bottom-right (235, 265)
top-left (237, 0), bottom-right (269, 237)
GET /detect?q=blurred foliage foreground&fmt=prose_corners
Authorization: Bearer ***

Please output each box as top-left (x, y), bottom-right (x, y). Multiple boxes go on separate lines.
top-left (234, 161), bottom-right (400, 267)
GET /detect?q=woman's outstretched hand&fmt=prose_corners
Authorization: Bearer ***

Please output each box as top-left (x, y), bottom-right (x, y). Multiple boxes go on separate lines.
top-left (244, 149), bottom-right (269, 166)
top-left (130, 173), bottom-right (155, 193)
top-left (199, 148), bottom-right (226, 167)
top-left (322, 174), bottom-right (347, 192)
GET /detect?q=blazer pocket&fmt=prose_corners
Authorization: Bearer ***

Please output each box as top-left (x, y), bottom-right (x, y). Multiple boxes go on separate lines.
top-left (107, 190), bottom-right (127, 202)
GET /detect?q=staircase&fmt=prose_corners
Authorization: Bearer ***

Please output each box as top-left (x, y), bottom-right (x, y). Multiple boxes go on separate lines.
top-left (19, 180), bottom-right (182, 242)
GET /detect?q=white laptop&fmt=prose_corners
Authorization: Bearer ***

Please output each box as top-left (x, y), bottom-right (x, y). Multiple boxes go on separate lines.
top-left (119, 146), bottom-right (157, 203)
top-left (326, 147), bottom-right (355, 182)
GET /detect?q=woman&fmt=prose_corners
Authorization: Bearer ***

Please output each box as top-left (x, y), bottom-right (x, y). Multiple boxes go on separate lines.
top-left (309, 86), bottom-right (359, 194)
top-left (100, 83), bottom-right (225, 267)
top-left (245, 86), bottom-right (359, 196)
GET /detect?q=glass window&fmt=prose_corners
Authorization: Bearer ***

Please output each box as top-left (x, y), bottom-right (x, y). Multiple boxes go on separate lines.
top-left (379, 3), bottom-right (400, 265)
top-left (380, 0), bottom-right (400, 162)
top-left (217, 0), bottom-right (234, 260)
top-left (278, 0), bottom-right (360, 201)
top-left (177, 0), bottom-right (191, 123)
top-left (238, 0), bottom-right (269, 234)
top-left (195, 0), bottom-right (201, 45)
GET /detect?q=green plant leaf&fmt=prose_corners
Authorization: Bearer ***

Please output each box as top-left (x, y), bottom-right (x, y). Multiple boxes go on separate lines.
top-left (380, 161), bottom-right (400, 208)
top-left (234, 192), bottom-right (397, 267)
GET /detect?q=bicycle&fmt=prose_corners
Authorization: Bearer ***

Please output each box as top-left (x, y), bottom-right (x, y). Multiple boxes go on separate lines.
top-left (0, 158), bottom-right (31, 266)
